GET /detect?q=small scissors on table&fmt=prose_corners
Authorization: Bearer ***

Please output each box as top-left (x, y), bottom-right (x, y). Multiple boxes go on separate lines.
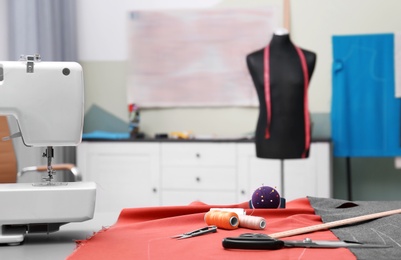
top-left (171, 225), bottom-right (217, 239)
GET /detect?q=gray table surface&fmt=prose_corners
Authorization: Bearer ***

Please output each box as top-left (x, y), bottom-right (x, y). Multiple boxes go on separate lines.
top-left (0, 212), bottom-right (119, 260)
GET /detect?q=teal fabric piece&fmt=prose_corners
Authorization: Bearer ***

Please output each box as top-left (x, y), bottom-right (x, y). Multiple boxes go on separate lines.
top-left (82, 131), bottom-right (130, 140)
top-left (331, 34), bottom-right (401, 156)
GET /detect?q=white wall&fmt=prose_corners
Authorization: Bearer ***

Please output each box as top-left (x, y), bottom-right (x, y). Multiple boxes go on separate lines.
top-left (3, 1), bottom-right (401, 136)
top-left (77, 0), bottom-right (222, 61)
top-left (76, 0), bottom-right (280, 137)
top-left (290, 0), bottom-right (401, 113)
top-left (76, 0), bottom-right (401, 136)
top-left (2, 0), bottom-right (401, 135)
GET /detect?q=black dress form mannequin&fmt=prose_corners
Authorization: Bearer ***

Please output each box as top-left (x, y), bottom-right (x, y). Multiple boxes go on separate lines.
top-left (246, 30), bottom-right (316, 159)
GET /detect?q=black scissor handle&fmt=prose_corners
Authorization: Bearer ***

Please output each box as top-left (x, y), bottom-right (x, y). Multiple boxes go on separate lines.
top-left (222, 233), bottom-right (285, 250)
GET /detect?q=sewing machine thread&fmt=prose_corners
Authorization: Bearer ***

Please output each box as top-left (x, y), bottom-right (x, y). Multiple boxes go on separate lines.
top-left (204, 211), bottom-right (239, 230)
top-left (205, 210), bottom-right (267, 230)
top-left (238, 215), bottom-right (266, 230)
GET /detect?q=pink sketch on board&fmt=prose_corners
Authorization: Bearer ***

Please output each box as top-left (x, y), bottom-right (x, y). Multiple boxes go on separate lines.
top-left (127, 8), bottom-right (277, 107)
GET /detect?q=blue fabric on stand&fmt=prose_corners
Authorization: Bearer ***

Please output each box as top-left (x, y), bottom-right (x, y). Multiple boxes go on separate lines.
top-left (331, 34), bottom-right (401, 157)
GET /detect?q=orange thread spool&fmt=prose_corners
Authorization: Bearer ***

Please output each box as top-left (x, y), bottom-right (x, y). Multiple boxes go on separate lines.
top-left (204, 210), bottom-right (239, 230)
top-left (238, 215), bottom-right (266, 230)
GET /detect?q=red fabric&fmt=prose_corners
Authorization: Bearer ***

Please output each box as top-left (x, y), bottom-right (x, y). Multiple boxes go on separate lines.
top-left (67, 198), bottom-right (356, 260)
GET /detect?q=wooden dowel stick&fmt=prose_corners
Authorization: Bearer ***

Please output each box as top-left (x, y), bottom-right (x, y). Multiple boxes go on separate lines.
top-left (270, 208), bottom-right (401, 239)
top-left (283, 0), bottom-right (290, 32)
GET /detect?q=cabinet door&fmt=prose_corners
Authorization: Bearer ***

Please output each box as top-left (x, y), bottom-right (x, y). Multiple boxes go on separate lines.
top-left (77, 142), bottom-right (160, 212)
top-left (284, 142), bottom-right (332, 201)
top-left (236, 143), bottom-right (282, 203)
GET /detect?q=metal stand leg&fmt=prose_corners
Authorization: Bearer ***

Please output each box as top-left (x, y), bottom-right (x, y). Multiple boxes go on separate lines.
top-left (346, 157), bottom-right (352, 201)
top-left (280, 159), bottom-right (284, 198)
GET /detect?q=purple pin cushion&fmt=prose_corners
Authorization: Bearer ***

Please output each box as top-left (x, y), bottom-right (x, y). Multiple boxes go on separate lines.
top-left (251, 186), bottom-right (281, 208)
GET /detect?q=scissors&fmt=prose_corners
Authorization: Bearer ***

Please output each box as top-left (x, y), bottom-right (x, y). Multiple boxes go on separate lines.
top-left (171, 225), bottom-right (217, 239)
top-left (222, 233), bottom-right (392, 250)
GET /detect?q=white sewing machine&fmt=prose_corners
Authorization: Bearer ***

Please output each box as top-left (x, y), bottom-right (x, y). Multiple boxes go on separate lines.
top-left (0, 55), bottom-right (96, 245)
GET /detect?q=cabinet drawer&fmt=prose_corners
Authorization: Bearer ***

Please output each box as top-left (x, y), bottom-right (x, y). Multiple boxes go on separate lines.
top-left (161, 143), bottom-right (236, 166)
top-left (162, 167), bottom-right (236, 190)
top-left (161, 190), bottom-right (237, 206)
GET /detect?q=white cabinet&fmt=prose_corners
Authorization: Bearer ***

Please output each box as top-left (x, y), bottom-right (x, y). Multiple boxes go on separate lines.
top-left (236, 143), bottom-right (282, 202)
top-left (237, 142), bottom-right (332, 202)
top-left (284, 142), bottom-right (332, 200)
top-left (77, 141), bottom-right (332, 211)
top-left (77, 142), bottom-right (160, 212)
top-left (160, 143), bottom-right (237, 205)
